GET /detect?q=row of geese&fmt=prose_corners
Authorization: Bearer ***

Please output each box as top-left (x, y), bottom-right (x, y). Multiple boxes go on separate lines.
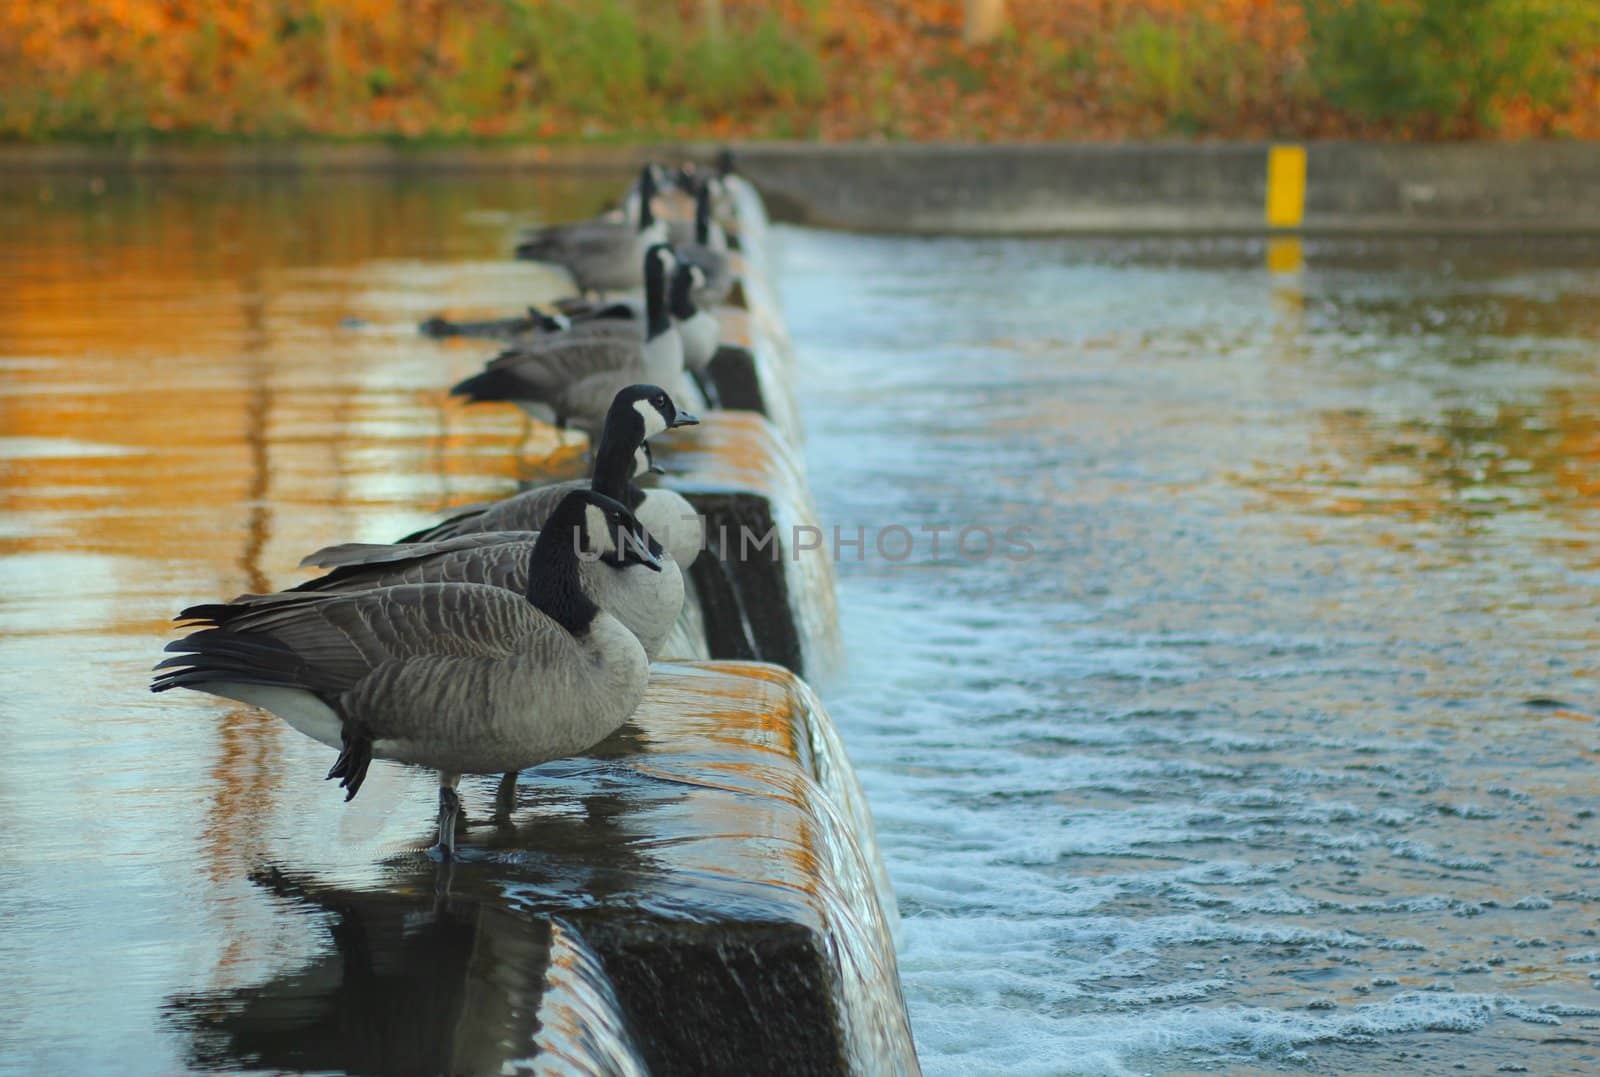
top-left (153, 159), bottom-right (749, 858)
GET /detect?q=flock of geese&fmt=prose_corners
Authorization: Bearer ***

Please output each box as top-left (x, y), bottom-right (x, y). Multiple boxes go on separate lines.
top-left (152, 159), bottom-right (747, 858)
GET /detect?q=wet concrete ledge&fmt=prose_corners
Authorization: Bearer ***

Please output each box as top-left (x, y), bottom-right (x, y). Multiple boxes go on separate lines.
top-left (167, 663), bottom-right (915, 1077)
top-left (660, 410), bottom-right (841, 680)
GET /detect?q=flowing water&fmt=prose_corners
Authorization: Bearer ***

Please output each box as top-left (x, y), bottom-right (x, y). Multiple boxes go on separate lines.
top-left (780, 231), bottom-right (1600, 1074)
top-left (1, 172), bottom-right (1599, 1074)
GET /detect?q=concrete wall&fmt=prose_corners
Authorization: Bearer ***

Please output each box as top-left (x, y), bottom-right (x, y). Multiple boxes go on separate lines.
top-left (11, 141), bottom-right (1599, 234)
top-left (732, 142), bottom-right (1600, 235)
top-left (12, 141), bottom-right (1600, 233)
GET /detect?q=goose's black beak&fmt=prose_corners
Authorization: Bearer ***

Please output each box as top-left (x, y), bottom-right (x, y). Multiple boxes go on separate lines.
top-left (624, 527), bottom-right (663, 571)
top-left (670, 410), bottom-right (699, 428)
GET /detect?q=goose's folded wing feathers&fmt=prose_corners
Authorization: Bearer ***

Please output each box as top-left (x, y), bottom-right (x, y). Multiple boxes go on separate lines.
top-left (274, 538), bottom-right (539, 598)
top-left (300, 531), bottom-right (542, 570)
top-left (409, 483), bottom-right (578, 541)
top-left (165, 584), bottom-right (542, 683)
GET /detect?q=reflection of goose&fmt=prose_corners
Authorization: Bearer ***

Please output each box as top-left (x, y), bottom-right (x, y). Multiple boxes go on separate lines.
top-left (153, 490), bottom-right (656, 858)
top-left (401, 385), bottom-right (704, 571)
top-left (451, 246), bottom-right (689, 439)
top-left (513, 165), bottom-right (666, 294)
top-left (282, 387), bottom-right (699, 661)
top-left (165, 865), bottom-right (646, 1077)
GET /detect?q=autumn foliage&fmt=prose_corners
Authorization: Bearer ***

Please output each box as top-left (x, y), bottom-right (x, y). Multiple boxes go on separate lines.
top-left (1, 0), bottom-right (1596, 141)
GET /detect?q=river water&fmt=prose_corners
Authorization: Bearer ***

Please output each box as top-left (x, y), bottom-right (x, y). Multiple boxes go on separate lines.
top-left (1, 173), bottom-right (1598, 1074)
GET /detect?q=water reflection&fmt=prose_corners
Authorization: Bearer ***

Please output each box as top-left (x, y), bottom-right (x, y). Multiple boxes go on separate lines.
top-left (169, 829), bottom-right (647, 1076)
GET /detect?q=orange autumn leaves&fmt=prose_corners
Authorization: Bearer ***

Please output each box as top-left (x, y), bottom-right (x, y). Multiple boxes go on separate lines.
top-left (1, 0), bottom-right (1596, 141)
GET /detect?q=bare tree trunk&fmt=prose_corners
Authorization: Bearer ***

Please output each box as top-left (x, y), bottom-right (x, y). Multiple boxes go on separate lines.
top-left (964, 0), bottom-right (1007, 46)
top-left (701, 0), bottom-right (724, 40)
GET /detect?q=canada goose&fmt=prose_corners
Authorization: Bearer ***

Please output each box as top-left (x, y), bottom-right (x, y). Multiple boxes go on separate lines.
top-left (282, 388), bottom-right (699, 659)
top-left (394, 385), bottom-right (704, 570)
top-left (514, 165), bottom-right (667, 294)
top-left (419, 308), bottom-right (553, 341)
top-left (486, 263), bottom-right (715, 379)
top-left (153, 489), bottom-right (657, 859)
top-left (451, 246), bottom-right (690, 439)
top-left (670, 262), bottom-right (719, 380)
top-left (679, 183), bottom-right (734, 308)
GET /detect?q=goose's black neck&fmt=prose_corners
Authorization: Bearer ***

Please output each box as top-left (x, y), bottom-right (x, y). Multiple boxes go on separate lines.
top-left (637, 169), bottom-right (657, 232)
top-left (669, 264), bottom-right (697, 320)
top-left (695, 185), bottom-right (711, 245)
top-left (644, 253), bottom-right (671, 339)
top-left (527, 511), bottom-right (601, 635)
top-left (589, 424), bottom-right (639, 504)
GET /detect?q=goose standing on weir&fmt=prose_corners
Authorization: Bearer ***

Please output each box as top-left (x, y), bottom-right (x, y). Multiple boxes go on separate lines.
top-left (514, 165), bottom-right (667, 295)
top-left (396, 385), bottom-right (704, 572)
top-left (679, 181), bottom-right (734, 308)
top-left (153, 490), bottom-right (658, 859)
top-left (285, 386), bottom-right (700, 659)
top-left (451, 245), bottom-right (694, 440)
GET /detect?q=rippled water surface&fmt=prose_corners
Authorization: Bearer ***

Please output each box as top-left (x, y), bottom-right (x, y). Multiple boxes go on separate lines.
top-left (780, 231), bottom-right (1600, 1074)
top-left (2, 173), bottom-right (1599, 1074)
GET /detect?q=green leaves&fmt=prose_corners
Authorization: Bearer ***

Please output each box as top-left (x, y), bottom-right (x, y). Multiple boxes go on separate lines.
top-left (1305, 0), bottom-right (1598, 134)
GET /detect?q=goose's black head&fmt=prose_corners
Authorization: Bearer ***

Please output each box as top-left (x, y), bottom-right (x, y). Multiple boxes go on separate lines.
top-left (529, 490), bottom-right (657, 631)
top-left (610, 383), bottom-right (698, 443)
top-left (669, 262), bottom-right (705, 320)
top-left (642, 244), bottom-right (676, 336)
top-left (716, 147), bottom-right (736, 178)
top-left (543, 489), bottom-right (659, 570)
top-left (590, 385), bottom-right (696, 502)
top-left (579, 490), bottom-right (662, 573)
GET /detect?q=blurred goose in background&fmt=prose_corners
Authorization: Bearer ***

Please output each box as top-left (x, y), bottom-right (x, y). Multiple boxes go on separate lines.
top-left (479, 262), bottom-right (716, 381)
top-left (286, 386), bottom-right (699, 659)
top-left (514, 164), bottom-right (667, 294)
top-left (678, 182), bottom-right (734, 308)
top-left (153, 489), bottom-right (657, 859)
top-left (451, 246), bottom-right (693, 439)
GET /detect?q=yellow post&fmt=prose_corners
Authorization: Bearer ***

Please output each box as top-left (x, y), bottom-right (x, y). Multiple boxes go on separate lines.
top-left (1265, 144), bottom-right (1307, 229)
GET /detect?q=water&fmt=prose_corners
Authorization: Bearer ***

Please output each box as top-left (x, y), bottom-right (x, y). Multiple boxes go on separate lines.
top-left (779, 231), bottom-right (1600, 1074)
top-left (1, 173), bottom-right (1598, 1074)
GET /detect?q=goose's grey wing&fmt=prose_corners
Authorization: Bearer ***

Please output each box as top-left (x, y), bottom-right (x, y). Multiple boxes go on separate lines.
top-left (156, 584), bottom-right (571, 782)
top-left (515, 219), bottom-right (626, 262)
top-left (299, 531), bottom-right (543, 570)
top-left (401, 482), bottom-right (580, 542)
top-left (256, 538), bottom-right (540, 600)
top-left (156, 584), bottom-right (543, 700)
top-left (550, 370), bottom-right (655, 437)
top-left (487, 334), bottom-right (642, 374)
top-left (464, 339), bottom-right (644, 407)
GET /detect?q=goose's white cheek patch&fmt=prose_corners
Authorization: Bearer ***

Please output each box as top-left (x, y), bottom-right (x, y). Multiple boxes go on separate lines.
top-left (633, 398), bottom-right (667, 438)
top-left (584, 504), bottom-right (614, 554)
